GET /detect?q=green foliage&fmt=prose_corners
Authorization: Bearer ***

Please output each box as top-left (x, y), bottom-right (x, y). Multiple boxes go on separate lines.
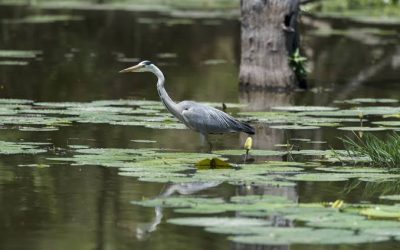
top-left (289, 49), bottom-right (307, 82)
top-left (341, 132), bottom-right (400, 168)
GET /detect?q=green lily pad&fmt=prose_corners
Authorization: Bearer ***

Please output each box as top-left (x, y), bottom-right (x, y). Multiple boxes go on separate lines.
top-left (0, 98), bottom-right (33, 104)
top-left (379, 195), bottom-right (400, 201)
top-left (0, 60), bottom-right (28, 66)
top-left (132, 197), bottom-right (224, 208)
top-left (269, 125), bottom-right (320, 130)
top-left (360, 206), bottom-right (400, 219)
top-left (230, 228), bottom-right (389, 245)
top-left (272, 106), bottom-right (338, 112)
top-left (372, 121), bottom-right (400, 126)
top-left (0, 50), bottom-right (41, 58)
top-left (363, 227), bottom-right (400, 237)
top-left (168, 217), bottom-right (270, 227)
top-left (131, 139), bottom-right (157, 143)
top-left (338, 127), bottom-right (388, 131)
top-left (307, 214), bottom-right (400, 229)
top-left (316, 166), bottom-right (387, 173)
top-left (286, 173), bottom-right (352, 182)
top-left (214, 149), bottom-right (285, 156)
top-left (0, 141), bottom-right (47, 155)
top-left (338, 98), bottom-right (398, 104)
top-left (19, 126), bottom-right (59, 132)
top-left (230, 195), bottom-right (293, 204)
top-left (18, 164), bottom-right (50, 168)
top-left (5, 15), bottom-right (84, 24)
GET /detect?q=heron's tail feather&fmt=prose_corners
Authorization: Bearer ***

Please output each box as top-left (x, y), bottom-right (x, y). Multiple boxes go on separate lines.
top-left (238, 121), bottom-right (255, 135)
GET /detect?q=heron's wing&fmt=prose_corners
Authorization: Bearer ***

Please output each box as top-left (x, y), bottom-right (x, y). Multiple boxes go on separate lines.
top-left (179, 102), bottom-right (254, 134)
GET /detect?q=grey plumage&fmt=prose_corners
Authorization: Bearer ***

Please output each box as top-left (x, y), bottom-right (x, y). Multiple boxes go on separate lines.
top-left (120, 61), bottom-right (255, 146)
top-left (178, 101), bottom-right (254, 135)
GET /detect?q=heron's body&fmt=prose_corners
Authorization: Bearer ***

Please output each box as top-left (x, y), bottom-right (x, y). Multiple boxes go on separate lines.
top-left (120, 61), bottom-right (255, 146)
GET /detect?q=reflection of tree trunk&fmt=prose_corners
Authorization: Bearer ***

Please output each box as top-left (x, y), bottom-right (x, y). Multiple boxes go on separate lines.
top-left (240, 0), bottom-right (300, 89)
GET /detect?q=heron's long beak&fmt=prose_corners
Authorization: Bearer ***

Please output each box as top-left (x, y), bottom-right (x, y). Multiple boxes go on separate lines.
top-left (119, 64), bottom-right (142, 73)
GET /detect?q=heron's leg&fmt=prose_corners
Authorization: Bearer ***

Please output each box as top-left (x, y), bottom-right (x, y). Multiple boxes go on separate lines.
top-left (200, 133), bottom-right (213, 153)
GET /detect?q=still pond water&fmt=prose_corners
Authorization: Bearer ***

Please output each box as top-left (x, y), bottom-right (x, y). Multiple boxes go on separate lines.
top-left (0, 3), bottom-right (399, 250)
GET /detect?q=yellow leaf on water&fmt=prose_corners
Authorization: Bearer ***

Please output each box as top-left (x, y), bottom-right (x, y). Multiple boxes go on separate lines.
top-left (196, 158), bottom-right (233, 170)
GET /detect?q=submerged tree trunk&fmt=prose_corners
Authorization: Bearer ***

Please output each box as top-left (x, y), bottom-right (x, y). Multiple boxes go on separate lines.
top-left (240, 0), bottom-right (301, 90)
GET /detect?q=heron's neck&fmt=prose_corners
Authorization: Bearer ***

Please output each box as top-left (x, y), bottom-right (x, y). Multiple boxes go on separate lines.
top-left (152, 66), bottom-right (181, 119)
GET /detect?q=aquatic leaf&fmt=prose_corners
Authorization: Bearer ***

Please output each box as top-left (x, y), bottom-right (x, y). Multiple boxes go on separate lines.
top-left (168, 217), bottom-right (270, 227)
top-left (18, 126), bottom-right (59, 132)
top-left (360, 206), bottom-right (400, 220)
top-left (316, 166), bottom-right (387, 173)
top-left (230, 228), bottom-right (389, 245)
top-left (286, 173), bottom-right (352, 182)
top-left (131, 139), bottom-right (157, 143)
top-left (18, 164), bottom-right (50, 168)
top-left (5, 15), bottom-right (84, 24)
top-left (0, 98), bottom-right (33, 104)
top-left (238, 164), bottom-right (304, 173)
top-left (196, 158), bottom-right (233, 169)
top-left (0, 50), bottom-right (41, 58)
top-left (230, 195), bottom-right (293, 204)
top-left (214, 149), bottom-right (286, 156)
top-left (338, 98), bottom-right (398, 104)
top-left (0, 141), bottom-right (47, 155)
top-left (307, 214), bottom-right (400, 229)
top-left (272, 106), bottom-right (338, 112)
top-left (0, 60), bottom-right (28, 66)
top-left (338, 127), bottom-right (388, 131)
top-left (269, 125), bottom-right (320, 130)
top-left (132, 197), bottom-right (224, 208)
top-left (372, 121), bottom-right (400, 126)
top-left (379, 195), bottom-right (400, 201)
top-left (363, 227), bottom-right (400, 237)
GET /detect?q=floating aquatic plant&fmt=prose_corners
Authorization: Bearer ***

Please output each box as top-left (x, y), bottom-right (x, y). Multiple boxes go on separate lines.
top-left (133, 194), bottom-right (400, 245)
top-left (0, 141), bottom-right (47, 155)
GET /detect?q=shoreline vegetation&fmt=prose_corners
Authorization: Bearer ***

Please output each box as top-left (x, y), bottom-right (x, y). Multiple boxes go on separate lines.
top-left (342, 133), bottom-right (400, 169)
top-left (0, 0), bottom-right (399, 24)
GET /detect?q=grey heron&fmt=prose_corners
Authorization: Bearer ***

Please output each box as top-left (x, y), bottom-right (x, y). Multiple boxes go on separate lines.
top-left (119, 60), bottom-right (255, 149)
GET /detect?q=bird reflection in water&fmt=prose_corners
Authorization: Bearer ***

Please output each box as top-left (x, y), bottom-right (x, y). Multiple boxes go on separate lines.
top-left (136, 181), bottom-right (222, 240)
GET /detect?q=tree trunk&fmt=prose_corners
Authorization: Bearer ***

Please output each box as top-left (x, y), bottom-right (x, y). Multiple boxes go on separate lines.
top-left (239, 0), bottom-right (301, 90)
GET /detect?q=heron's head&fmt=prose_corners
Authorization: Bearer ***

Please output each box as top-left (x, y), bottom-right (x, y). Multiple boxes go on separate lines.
top-left (119, 60), bottom-right (154, 73)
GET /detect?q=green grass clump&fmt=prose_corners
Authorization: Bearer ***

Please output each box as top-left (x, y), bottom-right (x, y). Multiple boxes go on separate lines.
top-left (341, 133), bottom-right (400, 168)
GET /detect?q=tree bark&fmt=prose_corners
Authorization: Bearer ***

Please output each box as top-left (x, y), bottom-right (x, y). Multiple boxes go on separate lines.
top-left (240, 0), bottom-right (301, 90)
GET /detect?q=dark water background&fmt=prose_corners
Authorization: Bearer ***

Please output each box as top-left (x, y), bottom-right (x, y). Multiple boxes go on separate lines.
top-left (0, 3), bottom-right (399, 250)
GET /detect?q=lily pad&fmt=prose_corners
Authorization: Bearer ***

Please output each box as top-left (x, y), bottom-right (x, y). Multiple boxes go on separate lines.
top-left (214, 149), bottom-right (286, 156)
top-left (132, 197), bottom-right (224, 208)
top-left (5, 15), bottom-right (84, 24)
top-left (272, 106), bottom-right (338, 112)
top-left (230, 228), bottom-right (388, 245)
top-left (0, 50), bottom-right (41, 58)
top-left (0, 141), bottom-right (47, 155)
top-left (0, 60), bottom-right (28, 66)
top-left (316, 166), bottom-right (387, 173)
top-left (338, 98), bottom-right (398, 104)
top-left (338, 127), bottom-right (387, 131)
top-left (19, 126), bottom-right (59, 132)
top-left (269, 125), bottom-right (320, 130)
top-left (360, 206), bottom-right (400, 220)
top-left (168, 217), bottom-right (270, 227)
top-left (379, 195), bottom-right (400, 201)
top-left (372, 121), bottom-right (400, 127)
top-left (286, 173), bottom-right (352, 182)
